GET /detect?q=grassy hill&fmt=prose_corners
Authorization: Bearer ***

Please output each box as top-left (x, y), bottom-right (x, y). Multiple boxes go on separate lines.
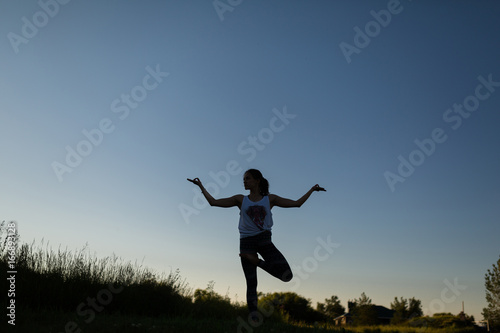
top-left (1, 221), bottom-right (482, 332)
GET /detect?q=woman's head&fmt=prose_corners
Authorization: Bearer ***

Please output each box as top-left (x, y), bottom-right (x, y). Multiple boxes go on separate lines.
top-left (244, 169), bottom-right (269, 196)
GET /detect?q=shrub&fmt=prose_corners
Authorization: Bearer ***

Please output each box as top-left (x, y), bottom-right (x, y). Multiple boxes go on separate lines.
top-left (192, 281), bottom-right (245, 319)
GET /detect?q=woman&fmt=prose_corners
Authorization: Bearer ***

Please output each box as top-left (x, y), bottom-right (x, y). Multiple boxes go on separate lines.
top-left (187, 169), bottom-right (325, 317)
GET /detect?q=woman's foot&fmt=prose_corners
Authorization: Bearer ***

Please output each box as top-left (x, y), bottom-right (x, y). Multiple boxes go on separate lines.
top-left (240, 253), bottom-right (260, 265)
top-left (249, 311), bottom-right (261, 325)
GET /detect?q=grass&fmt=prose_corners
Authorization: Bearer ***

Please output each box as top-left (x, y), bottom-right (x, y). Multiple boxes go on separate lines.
top-left (14, 308), bottom-right (481, 333)
top-left (1, 221), bottom-right (484, 332)
top-left (12, 307), bottom-right (336, 333)
top-left (16, 307), bottom-right (465, 333)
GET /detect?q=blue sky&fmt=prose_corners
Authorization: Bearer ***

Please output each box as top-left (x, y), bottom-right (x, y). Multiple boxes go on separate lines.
top-left (1, 0), bottom-right (499, 321)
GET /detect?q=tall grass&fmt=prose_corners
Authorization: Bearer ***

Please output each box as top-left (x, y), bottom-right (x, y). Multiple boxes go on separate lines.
top-left (1, 221), bottom-right (194, 317)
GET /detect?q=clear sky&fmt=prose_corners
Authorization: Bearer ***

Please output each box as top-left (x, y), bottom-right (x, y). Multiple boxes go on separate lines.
top-left (1, 0), bottom-right (499, 322)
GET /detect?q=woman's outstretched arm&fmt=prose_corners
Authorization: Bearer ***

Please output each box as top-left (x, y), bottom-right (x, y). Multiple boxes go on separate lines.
top-left (187, 178), bottom-right (243, 208)
top-left (269, 184), bottom-right (326, 208)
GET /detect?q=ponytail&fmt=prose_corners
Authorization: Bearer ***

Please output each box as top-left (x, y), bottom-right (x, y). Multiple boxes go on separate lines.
top-left (259, 177), bottom-right (270, 196)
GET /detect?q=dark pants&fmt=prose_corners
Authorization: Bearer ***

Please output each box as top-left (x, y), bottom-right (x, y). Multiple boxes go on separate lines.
top-left (239, 231), bottom-right (293, 313)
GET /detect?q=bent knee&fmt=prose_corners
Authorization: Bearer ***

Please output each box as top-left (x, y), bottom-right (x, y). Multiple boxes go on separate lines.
top-left (281, 270), bottom-right (293, 282)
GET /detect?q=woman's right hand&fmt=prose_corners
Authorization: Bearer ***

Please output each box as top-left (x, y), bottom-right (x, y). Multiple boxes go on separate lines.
top-left (312, 184), bottom-right (326, 192)
top-left (187, 178), bottom-right (202, 187)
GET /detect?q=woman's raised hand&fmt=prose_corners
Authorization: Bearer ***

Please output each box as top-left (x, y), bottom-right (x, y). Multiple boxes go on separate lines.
top-left (312, 184), bottom-right (326, 192)
top-left (187, 178), bottom-right (202, 187)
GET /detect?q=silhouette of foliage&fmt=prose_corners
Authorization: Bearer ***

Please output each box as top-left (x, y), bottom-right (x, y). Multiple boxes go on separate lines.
top-left (390, 296), bottom-right (423, 324)
top-left (317, 295), bottom-right (345, 321)
top-left (259, 292), bottom-right (326, 324)
top-left (349, 292), bottom-right (378, 326)
top-left (483, 255), bottom-right (500, 331)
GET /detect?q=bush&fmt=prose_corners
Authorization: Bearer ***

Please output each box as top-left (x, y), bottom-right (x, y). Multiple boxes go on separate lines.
top-left (408, 312), bottom-right (477, 330)
top-left (259, 292), bottom-right (326, 324)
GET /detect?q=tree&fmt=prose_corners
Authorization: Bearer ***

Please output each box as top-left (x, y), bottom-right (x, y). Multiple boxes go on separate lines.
top-left (483, 255), bottom-right (500, 330)
top-left (349, 292), bottom-right (378, 326)
top-left (193, 281), bottom-right (236, 319)
top-left (317, 295), bottom-right (345, 320)
top-left (391, 297), bottom-right (408, 324)
top-left (193, 281), bottom-right (224, 303)
top-left (391, 296), bottom-right (423, 324)
top-left (408, 297), bottom-right (423, 318)
top-left (260, 292), bottom-right (325, 323)
top-left (358, 292), bottom-right (372, 306)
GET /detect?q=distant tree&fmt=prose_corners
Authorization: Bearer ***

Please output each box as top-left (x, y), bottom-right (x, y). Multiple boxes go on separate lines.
top-left (483, 255), bottom-right (500, 331)
top-left (358, 292), bottom-right (372, 306)
top-left (350, 292), bottom-right (378, 326)
top-left (193, 281), bottom-right (236, 319)
top-left (260, 292), bottom-right (325, 323)
top-left (391, 296), bottom-right (423, 324)
top-left (193, 281), bottom-right (225, 303)
top-left (317, 295), bottom-right (345, 320)
top-left (391, 297), bottom-right (408, 324)
top-left (408, 297), bottom-right (423, 318)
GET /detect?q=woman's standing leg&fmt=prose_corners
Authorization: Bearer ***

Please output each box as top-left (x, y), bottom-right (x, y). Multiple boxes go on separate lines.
top-left (240, 255), bottom-right (258, 313)
top-left (240, 235), bottom-right (259, 314)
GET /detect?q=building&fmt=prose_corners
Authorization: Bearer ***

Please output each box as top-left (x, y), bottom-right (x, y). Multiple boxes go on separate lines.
top-left (334, 305), bottom-right (395, 326)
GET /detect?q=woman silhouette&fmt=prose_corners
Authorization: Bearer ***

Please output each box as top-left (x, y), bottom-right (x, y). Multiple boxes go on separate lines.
top-left (187, 169), bottom-right (325, 318)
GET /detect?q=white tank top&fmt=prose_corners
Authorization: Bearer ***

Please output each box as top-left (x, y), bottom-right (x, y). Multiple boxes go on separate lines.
top-left (238, 195), bottom-right (273, 238)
